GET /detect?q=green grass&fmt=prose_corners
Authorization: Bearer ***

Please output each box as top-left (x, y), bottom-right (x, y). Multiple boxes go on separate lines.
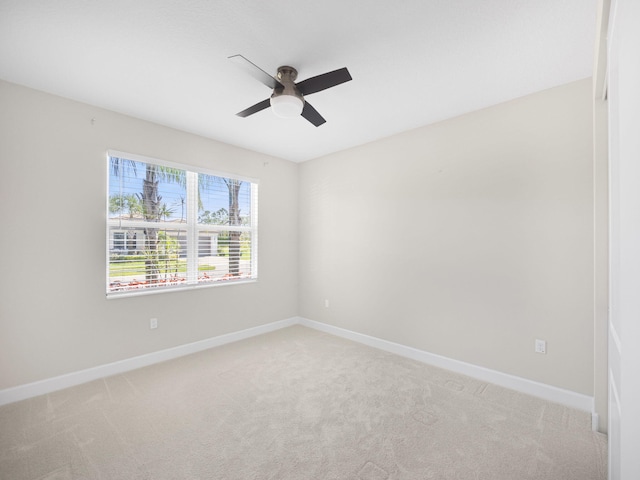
top-left (109, 260), bottom-right (215, 277)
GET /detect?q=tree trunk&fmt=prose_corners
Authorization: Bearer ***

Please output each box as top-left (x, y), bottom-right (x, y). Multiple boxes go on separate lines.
top-left (227, 179), bottom-right (242, 276)
top-left (126, 231), bottom-right (136, 255)
top-left (143, 165), bottom-right (160, 283)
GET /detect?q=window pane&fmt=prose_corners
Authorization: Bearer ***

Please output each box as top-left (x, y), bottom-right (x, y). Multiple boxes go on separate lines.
top-left (108, 226), bottom-right (189, 292)
top-left (108, 159), bottom-right (187, 224)
top-left (197, 175), bottom-right (253, 227)
top-left (197, 230), bottom-right (253, 283)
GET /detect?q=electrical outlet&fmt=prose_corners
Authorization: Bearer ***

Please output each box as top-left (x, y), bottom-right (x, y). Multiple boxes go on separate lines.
top-left (150, 318), bottom-right (158, 329)
top-left (324, 299), bottom-right (330, 308)
top-left (535, 339), bottom-right (546, 354)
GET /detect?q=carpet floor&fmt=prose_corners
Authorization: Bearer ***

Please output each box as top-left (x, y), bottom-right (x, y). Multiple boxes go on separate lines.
top-left (0, 325), bottom-right (607, 479)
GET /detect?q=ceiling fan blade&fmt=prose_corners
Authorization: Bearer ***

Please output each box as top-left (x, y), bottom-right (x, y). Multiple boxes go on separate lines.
top-left (228, 54), bottom-right (283, 90)
top-left (301, 102), bottom-right (326, 127)
top-left (236, 98), bottom-right (271, 117)
top-left (296, 67), bottom-right (352, 96)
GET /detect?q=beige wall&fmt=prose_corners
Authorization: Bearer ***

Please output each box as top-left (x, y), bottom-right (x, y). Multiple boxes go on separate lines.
top-left (299, 79), bottom-right (595, 395)
top-left (0, 80), bottom-right (299, 389)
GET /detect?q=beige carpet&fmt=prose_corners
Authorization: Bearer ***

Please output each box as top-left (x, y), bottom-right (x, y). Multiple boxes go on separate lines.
top-left (0, 325), bottom-right (606, 479)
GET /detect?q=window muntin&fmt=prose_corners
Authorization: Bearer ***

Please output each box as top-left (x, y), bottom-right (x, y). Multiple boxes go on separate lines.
top-left (107, 152), bottom-right (258, 297)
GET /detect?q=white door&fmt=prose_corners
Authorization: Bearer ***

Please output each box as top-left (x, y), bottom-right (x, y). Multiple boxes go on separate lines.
top-left (608, 0), bottom-right (640, 478)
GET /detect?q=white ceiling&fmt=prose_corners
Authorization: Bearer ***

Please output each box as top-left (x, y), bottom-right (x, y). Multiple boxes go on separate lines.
top-left (0, 0), bottom-right (597, 163)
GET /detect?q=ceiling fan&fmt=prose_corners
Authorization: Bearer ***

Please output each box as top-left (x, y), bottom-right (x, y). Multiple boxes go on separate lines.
top-left (229, 54), bottom-right (352, 127)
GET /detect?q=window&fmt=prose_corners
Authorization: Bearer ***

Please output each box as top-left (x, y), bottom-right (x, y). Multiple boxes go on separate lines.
top-left (106, 151), bottom-right (258, 297)
top-left (113, 232), bottom-right (125, 250)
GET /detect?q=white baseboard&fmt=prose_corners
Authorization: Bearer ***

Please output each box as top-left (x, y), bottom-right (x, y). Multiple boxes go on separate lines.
top-left (0, 317), bottom-right (298, 407)
top-left (298, 317), bottom-right (596, 416)
top-left (0, 315), bottom-right (596, 429)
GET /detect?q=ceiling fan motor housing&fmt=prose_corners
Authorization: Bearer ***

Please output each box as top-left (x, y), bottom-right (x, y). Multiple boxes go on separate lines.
top-left (273, 66), bottom-right (303, 99)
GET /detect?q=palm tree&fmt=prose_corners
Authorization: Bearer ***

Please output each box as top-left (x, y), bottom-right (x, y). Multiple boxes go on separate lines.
top-left (109, 194), bottom-right (126, 215)
top-left (176, 196), bottom-right (186, 223)
top-left (157, 202), bottom-right (175, 221)
top-left (109, 193), bottom-right (141, 218)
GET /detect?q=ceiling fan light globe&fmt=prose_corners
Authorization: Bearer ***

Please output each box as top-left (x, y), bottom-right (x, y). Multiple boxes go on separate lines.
top-left (270, 95), bottom-right (304, 118)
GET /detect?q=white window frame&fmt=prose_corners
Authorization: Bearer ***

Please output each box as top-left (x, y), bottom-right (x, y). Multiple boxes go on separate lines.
top-left (106, 150), bottom-right (258, 298)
